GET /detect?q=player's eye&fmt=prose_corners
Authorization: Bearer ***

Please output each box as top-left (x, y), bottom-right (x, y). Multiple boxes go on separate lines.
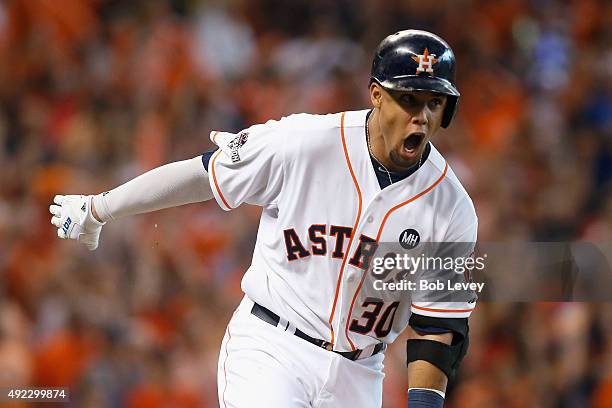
top-left (428, 97), bottom-right (444, 109)
top-left (399, 94), bottom-right (417, 106)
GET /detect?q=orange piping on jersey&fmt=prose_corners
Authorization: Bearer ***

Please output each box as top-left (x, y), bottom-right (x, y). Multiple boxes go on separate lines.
top-left (411, 303), bottom-right (475, 313)
top-left (210, 149), bottom-right (232, 210)
top-left (328, 111), bottom-right (363, 349)
top-left (376, 161), bottom-right (448, 241)
top-left (212, 130), bottom-right (219, 144)
top-left (222, 311), bottom-right (237, 408)
top-left (344, 161), bottom-right (449, 347)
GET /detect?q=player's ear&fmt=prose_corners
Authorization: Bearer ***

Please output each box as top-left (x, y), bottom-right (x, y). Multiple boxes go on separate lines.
top-left (370, 82), bottom-right (383, 109)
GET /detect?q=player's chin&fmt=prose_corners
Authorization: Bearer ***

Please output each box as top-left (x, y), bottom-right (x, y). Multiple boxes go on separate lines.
top-left (391, 150), bottom-right (419, 170)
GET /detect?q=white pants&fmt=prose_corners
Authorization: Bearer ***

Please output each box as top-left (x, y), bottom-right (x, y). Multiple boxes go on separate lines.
top-left (217, 296), bottom-right (385, 408)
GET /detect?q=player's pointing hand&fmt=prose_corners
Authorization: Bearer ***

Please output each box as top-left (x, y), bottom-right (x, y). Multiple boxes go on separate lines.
top-left (49, 194), bottom-right (105, 250)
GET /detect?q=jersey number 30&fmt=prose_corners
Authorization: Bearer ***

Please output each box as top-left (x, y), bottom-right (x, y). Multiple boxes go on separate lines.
top-left (349, 298), bottom-right (400, 338)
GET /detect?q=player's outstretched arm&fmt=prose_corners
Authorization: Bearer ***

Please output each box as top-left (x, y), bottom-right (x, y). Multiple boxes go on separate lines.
top-left (49, 156), bottom-right (213, 250)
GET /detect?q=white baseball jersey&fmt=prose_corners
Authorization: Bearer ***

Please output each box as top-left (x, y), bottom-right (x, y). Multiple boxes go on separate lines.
top-left (207, 109), bottom-right (477, 352)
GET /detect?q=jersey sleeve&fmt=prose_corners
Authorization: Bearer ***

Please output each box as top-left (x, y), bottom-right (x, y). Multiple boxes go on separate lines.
top-left (411, 199), bottom-right (479, 319)
top-left (206, 122), bottom-right (284, 210)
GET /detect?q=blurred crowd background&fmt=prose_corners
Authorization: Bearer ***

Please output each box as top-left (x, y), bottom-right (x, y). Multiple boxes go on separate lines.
top-left (0, 0), bottom-right (611, 407)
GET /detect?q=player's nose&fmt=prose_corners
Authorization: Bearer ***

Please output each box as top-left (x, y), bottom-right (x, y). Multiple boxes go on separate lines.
top-left (411, 108), bottom-right (428, 126)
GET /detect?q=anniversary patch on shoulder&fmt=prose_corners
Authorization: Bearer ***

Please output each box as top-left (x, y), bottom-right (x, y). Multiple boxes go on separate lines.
top-left (228, 131), bottom-right (249, 163)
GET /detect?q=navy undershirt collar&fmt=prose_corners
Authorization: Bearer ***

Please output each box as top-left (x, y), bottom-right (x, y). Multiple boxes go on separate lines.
top-left (365, 110), bottom-right (430, 190)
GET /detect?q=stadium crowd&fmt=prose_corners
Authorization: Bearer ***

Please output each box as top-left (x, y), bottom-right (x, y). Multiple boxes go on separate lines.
top-left (0, 0), bottom-right (611, 406)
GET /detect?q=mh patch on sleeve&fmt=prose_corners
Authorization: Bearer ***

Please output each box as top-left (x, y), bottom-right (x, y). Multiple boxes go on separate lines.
top-left (228, 132), bottom-right (249, 163)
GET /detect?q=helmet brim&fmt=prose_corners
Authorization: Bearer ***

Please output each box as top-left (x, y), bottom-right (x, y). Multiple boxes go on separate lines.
top-left (374, 75), bottom-right (460, 97)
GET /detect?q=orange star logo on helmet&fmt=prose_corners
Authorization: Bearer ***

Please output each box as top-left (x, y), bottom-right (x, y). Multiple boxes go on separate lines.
top-left (412, 48), bottom-right (438, 74)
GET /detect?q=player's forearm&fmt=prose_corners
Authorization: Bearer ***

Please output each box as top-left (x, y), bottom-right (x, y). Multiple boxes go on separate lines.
top-left (407, 328), bottom-right (452, 391)
top-left (92, 156), bottom-right (213, 222)
top-left (407, 329), bottom-right (451, 407)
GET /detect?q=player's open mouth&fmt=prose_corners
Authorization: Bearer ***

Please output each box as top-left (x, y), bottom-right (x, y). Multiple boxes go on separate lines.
top-left (402, 132), bottom-right (425, 153)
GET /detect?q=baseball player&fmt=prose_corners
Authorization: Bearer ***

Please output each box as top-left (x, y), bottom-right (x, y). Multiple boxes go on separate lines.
top-left (49, 30), bottom-right (477, 408)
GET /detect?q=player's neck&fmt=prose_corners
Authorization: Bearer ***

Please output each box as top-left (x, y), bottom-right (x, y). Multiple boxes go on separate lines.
top-left (367, 109), bottom-right (398, 172)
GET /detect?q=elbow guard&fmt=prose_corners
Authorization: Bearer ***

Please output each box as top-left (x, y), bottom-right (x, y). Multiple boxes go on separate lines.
top-left (407, 314), bottom-right (469, 381)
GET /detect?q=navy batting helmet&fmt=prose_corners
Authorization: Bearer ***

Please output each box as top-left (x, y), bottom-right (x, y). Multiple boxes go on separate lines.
top-left (371, 30), bottom-right (460, 128)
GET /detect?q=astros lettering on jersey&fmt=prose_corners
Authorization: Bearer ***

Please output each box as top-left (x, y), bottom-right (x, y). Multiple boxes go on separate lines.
top-left (208, 109), bottom-right (477, 352)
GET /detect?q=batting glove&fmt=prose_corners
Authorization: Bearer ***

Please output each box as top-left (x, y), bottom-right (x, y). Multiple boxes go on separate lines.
top-left (49, 195), bottom-right (105, 250)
